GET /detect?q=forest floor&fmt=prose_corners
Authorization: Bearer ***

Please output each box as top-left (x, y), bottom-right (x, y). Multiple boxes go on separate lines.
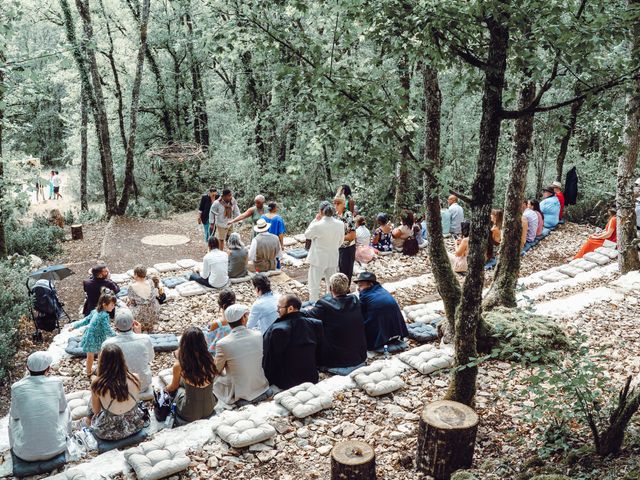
top-left (6, 211), bottom-right (639, 480)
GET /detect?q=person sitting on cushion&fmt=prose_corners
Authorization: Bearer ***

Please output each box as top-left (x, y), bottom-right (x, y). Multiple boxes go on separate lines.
top-left (227, 233), bottom-right (248, 279)
top-left (247, 274), bottom-right (279, 334)
top-left (213, 304), bottom-right (271, 406)
top-left (304, 273), bottom-right (367, 372)
top-left (574, 208), bottom-right (617, 259)
top-left (262, 294), bottom-right (324, 389)
top-left (189, 236), bottom-right (229, 288)
top-left (354, 271), bottom-right (408, 351)
top-left (9, 352), bottom-right (70, 462)
top-left (539, 186), bottom-right (561, 231)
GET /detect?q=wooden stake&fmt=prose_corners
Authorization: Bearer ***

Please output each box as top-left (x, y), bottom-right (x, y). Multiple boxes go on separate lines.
top-left (331, 440), bottom-right (376, 480)
top-left (416, 400), bottom-right (479, 479)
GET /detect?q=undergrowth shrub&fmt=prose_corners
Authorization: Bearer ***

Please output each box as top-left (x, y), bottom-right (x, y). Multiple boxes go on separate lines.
top-left (8, 215), bottom-right (65, 259)
top-left (0, 259), bottom-right (31, 382)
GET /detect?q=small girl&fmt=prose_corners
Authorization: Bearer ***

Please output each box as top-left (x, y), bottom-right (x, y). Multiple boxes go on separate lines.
top-left (151, 275), bottom-right (166, 304)
top-left (355, 215), bottom-right (376, 264)
top-left (70, 292), bottom-right (116, 376)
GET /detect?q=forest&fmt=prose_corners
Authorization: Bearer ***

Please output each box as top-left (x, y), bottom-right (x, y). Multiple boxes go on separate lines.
top-left (1, 0), bottom-right (640, 479)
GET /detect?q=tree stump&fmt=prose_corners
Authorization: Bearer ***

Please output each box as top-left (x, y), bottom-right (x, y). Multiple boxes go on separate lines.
top-left (71, 224), bottom-right (84, 241)
top-left (416, 400), bottom-right (479, 480)
top-left (331, 440), bottom-right (376, 480)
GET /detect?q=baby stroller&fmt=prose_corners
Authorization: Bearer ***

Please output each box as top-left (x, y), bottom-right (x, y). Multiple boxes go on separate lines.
top-left (26, 278), bottom-right (70, 342)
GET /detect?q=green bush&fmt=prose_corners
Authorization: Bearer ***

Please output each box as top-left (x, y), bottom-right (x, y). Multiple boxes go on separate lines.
top-left (0, 259), bottom-right (31, 381)
top-left (8, 222), bottom-right (65, 260)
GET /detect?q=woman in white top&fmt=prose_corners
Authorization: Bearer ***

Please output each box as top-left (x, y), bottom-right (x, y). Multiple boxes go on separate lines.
top-left (354, 215), bottom-right (375, 264)
top-left (190, 236), bottom-right (229, 288)
top-left (392, 210), bottom-right (415, 251)
top-left (89, 344), bottom-right (145, 440)
top-left (127, 264), bottom-right (160, 333)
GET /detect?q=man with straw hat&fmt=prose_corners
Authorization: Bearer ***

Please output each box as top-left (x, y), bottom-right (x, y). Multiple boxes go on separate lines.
top-left (249, 218), bottom-right (281, 272)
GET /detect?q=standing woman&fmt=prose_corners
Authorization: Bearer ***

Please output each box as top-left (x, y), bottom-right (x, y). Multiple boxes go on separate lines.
top-left (127, 265), bottom-right (160, 333)
top-left (89, 344), bottom-right (145, 440)
top-left (337, 185), bottom-right (355, 215)
top-left (333, 194), bottom-right (357, 284)
top-left (165, 327), bottom-right (218, 423)
top-left (261, 202), bottom-right (287, 249)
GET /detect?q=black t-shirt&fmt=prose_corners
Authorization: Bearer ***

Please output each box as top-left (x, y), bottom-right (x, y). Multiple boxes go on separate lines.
top-left (199, 194), bottom-right (213, 223)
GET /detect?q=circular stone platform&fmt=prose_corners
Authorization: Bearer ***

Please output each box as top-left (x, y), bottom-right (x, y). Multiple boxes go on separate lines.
top-left (141, 234), bottom-right (191, 246)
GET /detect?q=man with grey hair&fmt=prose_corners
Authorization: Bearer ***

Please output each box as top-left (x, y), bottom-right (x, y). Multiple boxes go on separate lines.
top-left (228, 194), bottom-right (267, 236)
top-left (304, 273), bottom-right (367, 374)
top-left (304, 201), bottom-right (345, 302)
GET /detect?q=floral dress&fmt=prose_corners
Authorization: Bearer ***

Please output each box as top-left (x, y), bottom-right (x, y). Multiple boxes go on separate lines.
top-left (128, 280), bottom-right (160, 333)
top-left (205, 318), bottom-right (232, 355)
top-left (72, 310), bottom-right (115, 354)
top-left (373, 226), bottom-right (393, 252)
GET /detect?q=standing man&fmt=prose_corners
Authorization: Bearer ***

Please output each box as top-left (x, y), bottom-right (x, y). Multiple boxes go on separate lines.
top-left (333, 194), bottom-right (357, 285)
top-left (228, 195), bottom-right (267, 235)
top-left (448, 195), bottom-right (465, 235)
top-left (9, 352), bottom-right (70, 462)
top-left (197, 187), bottom-right (218, 242)
top-left (248, 218), bottom-right (281, 272)
top-left (209, 188), bottom-right (241, 251)
top-left (304, 201), bottom-right (344, 303)
top-left (52, 171), bottom-right (63, 200)
top-left (551, 181), bottom-right (565, 221)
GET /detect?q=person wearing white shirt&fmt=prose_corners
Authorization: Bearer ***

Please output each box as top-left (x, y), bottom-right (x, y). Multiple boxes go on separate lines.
top-left (448, 195), bottom-right (465, 235)
top-left (102, 309), bottom-right (155, 392)
top-left (9, 352), bottom-right (70, 462)
top-left (52, 171), bottom-right (63, 200)
top-left (304, 201), bottom-right (345, 303)
top-left (190, 236), bottom-right (229, 288)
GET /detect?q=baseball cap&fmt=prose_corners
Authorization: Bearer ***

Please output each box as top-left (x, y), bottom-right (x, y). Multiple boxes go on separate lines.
top-left (225, 304), bottom-right (249, 323)
top-left (114, 308), bottom-right (134, 331)
top-left (27, 351), bottom-right (53, 372)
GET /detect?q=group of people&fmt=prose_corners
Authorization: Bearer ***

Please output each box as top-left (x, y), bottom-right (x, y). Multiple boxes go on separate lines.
top-left (34, 170), bottom-right (63, 203)
top-left (9, 264), bottom-right (409, 461)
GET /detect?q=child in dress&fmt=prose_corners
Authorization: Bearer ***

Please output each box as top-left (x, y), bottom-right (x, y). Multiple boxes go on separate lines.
top-left (151, 275), bottom-right (166, 304)
top-left (70, 292), bottom-right (117, 375)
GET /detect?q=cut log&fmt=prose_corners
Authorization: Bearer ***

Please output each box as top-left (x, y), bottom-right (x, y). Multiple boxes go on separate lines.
top-left (331, 440), bottom-right (376, 480)
top-left (416, 400), bottom-right (479, 479)
top-left (71, 224), bottom-right (84, 241)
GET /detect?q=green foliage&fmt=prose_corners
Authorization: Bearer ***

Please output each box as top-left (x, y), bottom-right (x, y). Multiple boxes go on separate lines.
top-left (8, 215), bottom-right (65, 259)
top-left (0, 259), bottom-right (30, 381)
top-left (530, 476), bottom-right (572, 480)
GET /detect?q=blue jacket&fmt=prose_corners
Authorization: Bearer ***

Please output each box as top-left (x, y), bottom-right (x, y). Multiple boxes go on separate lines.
top-left (359, 284), bottom-right (408, 350)
top-left (540, 196), bottom-right (560, 229)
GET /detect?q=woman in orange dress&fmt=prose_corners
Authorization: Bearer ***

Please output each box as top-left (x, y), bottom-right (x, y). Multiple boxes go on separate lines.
top-left (574, 208), bottom-right (617, 259)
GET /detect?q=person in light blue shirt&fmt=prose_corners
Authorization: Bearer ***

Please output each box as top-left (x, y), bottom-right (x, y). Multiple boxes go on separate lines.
top-left (539, 187), bottom-right (561, 231)
top-left (247, 273), bottom-right (279, 334)
top-left (448, 196), bottom-right (464, 235)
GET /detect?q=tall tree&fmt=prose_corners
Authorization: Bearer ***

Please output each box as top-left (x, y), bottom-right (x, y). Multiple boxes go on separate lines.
top-left (80, 83), bottom-right (89, 211)
top-left (117, 0), bottom-right (151, 214)
top-left (616, 0), bottom-right (640, 273)
top-left (393, 54), bottom-right (411, 219)
top-left (0, 48), bottom-right (7, 259)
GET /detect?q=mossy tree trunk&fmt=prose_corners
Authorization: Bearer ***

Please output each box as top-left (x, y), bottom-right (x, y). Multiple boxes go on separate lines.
top-left (446, 8), bottom-right (509, 406)
top-left (422, 65), bottom-right (461, 334)
top-left (80, 83), bottom-right (89, 211)
top-left (0, 49), bottom-right (6, 259)
top-left (484, 80), bottom-right (536, 310)
top-left (394, 54), bottom-right (411, 220)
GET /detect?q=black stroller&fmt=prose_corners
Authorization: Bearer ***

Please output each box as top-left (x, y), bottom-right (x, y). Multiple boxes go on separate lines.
top-left (26, 277), bottom-right (71, 342)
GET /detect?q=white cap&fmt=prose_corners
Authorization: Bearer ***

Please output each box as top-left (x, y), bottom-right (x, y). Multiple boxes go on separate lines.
top-left (551, 181), bottom-right (562, 188)
top-left (114, 308), bottom-right (134, 331)
top-left (225, 304), bottom-right (250, 323)
top-left (27, 351), bottom-right (53, 372)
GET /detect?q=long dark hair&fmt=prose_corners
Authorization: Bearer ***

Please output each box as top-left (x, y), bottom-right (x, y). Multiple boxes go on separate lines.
top-left (92, 344), bottom-right (139, 401)
top-left (178, 327), bottom-right (217, 386)
top-left (97, 292), bottom-right (116, 312)
top-left (401, 210), bottom-right (415, 228)
top-left (528, 199), bottom-right (544, 221)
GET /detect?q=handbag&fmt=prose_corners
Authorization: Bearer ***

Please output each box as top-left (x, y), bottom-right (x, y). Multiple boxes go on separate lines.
top-left (153, 388), bottom-right (174, 422)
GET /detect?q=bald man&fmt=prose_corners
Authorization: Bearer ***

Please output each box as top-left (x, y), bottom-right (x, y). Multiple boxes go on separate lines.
top-left (229, 195), bottom-right (267, 236)
top-left (448, 195), bottom-right (465, 235)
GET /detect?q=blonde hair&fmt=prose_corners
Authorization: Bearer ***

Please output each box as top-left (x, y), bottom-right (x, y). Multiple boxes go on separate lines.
top-left (329, 273), bottom-right (350, 296)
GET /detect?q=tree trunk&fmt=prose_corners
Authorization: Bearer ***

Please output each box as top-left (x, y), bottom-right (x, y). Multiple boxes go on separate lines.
top-left (117, 0), bottom-right (151, 215)
top-left (80, 83), bottom-right (89, 211)
top-left (331, 440), bottom-right (376, 480)
top-left (597, 376), bottom-right (640, 455)
top-left (554, 88), bottom-right (583, 183)
top-left (0, 49), bottom-right (6, 259)
top-left (484, 80), bottom-right (536, 309)
top-left (66, 0), bottom-right (118, 216)
top-left (241, 50), bottom-right (268, 166)
top-left (616, 0), bottom-right (640, 273)
top-left (446, 9), bottom-right (509, 406)
top-left (393, 54), bottom-right (411, 220)
top-left (71, 224), bottom-right (84, 240)
top-left (421, 65), bottom-right (461, 334)
top-left (416, 400), bottom-right (479, 479)
top-left (184, 8), bottom-right (210, 150)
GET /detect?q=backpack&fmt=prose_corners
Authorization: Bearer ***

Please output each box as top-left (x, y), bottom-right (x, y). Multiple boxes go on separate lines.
top-left (402, 235), bottom-right (419, 256)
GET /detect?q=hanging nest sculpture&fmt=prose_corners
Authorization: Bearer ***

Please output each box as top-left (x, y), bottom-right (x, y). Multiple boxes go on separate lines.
top-left (147, 143), bottom-right (205, 163)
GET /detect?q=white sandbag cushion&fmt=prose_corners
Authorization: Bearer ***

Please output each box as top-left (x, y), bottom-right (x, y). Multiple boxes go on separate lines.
top-left (540, 270), bottom-right (570, 283)
top-left (110, 273), bottom-right (130, 284)
top-left (584, 252), bottom-right (610, 265)
top-left (66, 390), bottom-right (91, 420)
top-left (176, 259), bottom-right (197, 269)
top-left (230, 275), bottom-right (252, 284)
top-left (48, 468), bottom-right (87, 480)
top-left (153, 262), bottom-right (180, 273)
top-left (175, 281), bottom-right (207, 297)
top-left (569, 259), bottom-right (597, 271)
top-left (294, 234), bottom-right (306, 243)
top-left (273, 382), bottom-right (332, 418)
top-left (556, 265), bottom-right (583, 278)
top-left (283, 236), bottom-right (298, 247)
top-left (158, 368), bottom-right (173, 386)
top-left (350, 364), bottom-right (405, 396)
top-left (212, 410), bottom-right (276, 448)
top-left (164, 288), bottom-right (180, 302)
top-left (139, 386), bottom-right (154, 402)
top-left (398, 344), bottom-right (455, 375)
top-left (124, 436), bottom-right (191, 480)
top-left (595, 247), bottom-right (618, 260)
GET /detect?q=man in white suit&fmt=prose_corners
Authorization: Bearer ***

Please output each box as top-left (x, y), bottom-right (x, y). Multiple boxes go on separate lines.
top-left (213, 304), bottom-right (271, 406)
top-left (304, 201), bottom-right (345, 303)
